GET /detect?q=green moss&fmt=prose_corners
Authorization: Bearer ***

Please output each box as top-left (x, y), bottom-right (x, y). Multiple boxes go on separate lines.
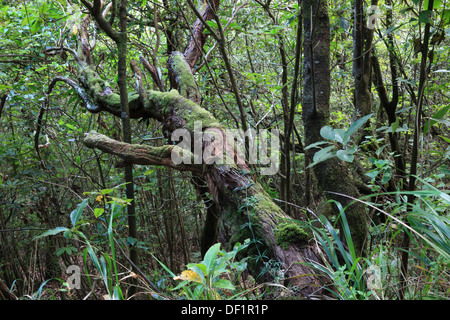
top-left (144, 89), bottom-right (221, 130)
top-left (252, 186), bottom-right (285, 217)
top-left (169, 52), bottom-right (199, 99)
top-left (229, 225), bottom-right (253, 246)
top-left (274, 222), bottom-right (310, 250)
top-left (177, 97), bottom-right (222, 130)
top-left (103, 92), bottom-right (121, 107)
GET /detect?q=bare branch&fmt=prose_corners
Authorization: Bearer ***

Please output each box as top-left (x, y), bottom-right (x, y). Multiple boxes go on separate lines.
top-left (43, 47), bottom-right (82, 64)
top-left (184, 0), bottom-right (221, 68)
top-left (130, 58), bottom-right (147, 108)
top-left (139, 55), bottom-right (165, 91)
top-left (47, 76), bottom-right (99, 113)
top-left (80, 0), bottom-right (120, 42)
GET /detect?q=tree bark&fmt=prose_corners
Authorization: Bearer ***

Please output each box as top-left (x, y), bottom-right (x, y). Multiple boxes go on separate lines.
top-left (183, 0), bottom-right (221, 69)
top-left (353, 0), bottom-right (376, 121)
top-left (83, 128), bottom-right (324, 294)
top-left (302, 0), bottom-right (368, 256)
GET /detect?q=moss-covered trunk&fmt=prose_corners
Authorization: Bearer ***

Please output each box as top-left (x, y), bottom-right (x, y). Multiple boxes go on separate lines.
top-left (302, 0), bottom-right (368, 256)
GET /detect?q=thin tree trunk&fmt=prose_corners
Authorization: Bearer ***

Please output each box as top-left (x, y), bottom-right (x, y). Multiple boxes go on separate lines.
top-left (353, 0), bottom-right (376, 121)
top-left (117, 0), bottom-right (139, 280)
top-left (78, 0), bottom-right (139, 296)
top-left (399, 0), bottom-right (434, 300)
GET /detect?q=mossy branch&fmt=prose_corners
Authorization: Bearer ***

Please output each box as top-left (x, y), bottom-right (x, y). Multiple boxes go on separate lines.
top-left (83, 131), bottom-right (201, 173)
top-left (168, 51), bottom-right (201, 104)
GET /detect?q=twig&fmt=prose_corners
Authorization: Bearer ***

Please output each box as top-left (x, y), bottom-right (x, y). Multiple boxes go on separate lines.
top-left (113, 238), bottom-right (161, 293)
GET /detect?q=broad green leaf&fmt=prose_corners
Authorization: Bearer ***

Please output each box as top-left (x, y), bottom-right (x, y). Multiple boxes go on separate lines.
top-left (70, 199), bottom-right (89, 226)
top-left (439, 192), bottom-right (450, 205)
top-left (336, 149), bottom-right (355, 162)
top-left (203, 243), bottom-right (221, 274)
top-left (391, 118), bottom-right (400, 134)
top-left (365, 170), bottom-right (380, 180)
top-left (188, 263), bottom-right (207, 277)
top-left (334, 129), bottom-right (346, 144)
top-left (63, 229), bottom-right (73, 239)
top-left (419, 10), bottom-right (433, 24)
top-left (204, 20), bottom-right (217, 34)
top-left (381, 168), bottom-right (392, 184)
top-left (320, 126), bottom-right (335, 141)
top-left (127, 237), bottom-right (138, 246)
top-left (304, 141), bottom-right (329, 150)
top-left (38, 3), bottom-right (48, 15)
top-left (430, 118), bottom-right (450, 126)
top-left (313, 145), bottom-right (335, 164)
top-left (442, 9), bottom-right (450, 25)
top-left (107, 196), bottom-right (131, 205)
top-left (94, 208), bottom-right (104, 218)
top-left (144, 169), bottom-right (155, 176)
top-left (34, 227), bottom-right (68, 240)
top-left (30, 19), bottom-right (42, 34)
top-left (344, 113), bottom-right (373, 143)
top-left (213, 278), bottom-right (235, 291)
top-left (55, 247), bottom-right (66, 256)
top-left (65, 123), bottom-right (76, 130)
top-left (424, 105), bottom-right (449, 134)
top-left (101, 188), bottom-right (114, 195)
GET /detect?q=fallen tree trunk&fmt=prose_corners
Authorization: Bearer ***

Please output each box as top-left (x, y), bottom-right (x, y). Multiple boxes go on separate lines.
top-left (46, 1), bottom-right (329, 297)
top-left (77, 53), bottom-right (326, 295)
top-left (82, 128), bottom-right (325, 295)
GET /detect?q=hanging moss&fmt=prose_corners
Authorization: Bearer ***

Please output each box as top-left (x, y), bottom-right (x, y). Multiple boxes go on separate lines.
top-left (274, 222), bottom-right (310, 250)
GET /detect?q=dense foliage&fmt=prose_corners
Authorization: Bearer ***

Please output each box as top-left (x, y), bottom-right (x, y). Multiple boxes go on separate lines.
top-left (0, 0), bottom-right (448, 300)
